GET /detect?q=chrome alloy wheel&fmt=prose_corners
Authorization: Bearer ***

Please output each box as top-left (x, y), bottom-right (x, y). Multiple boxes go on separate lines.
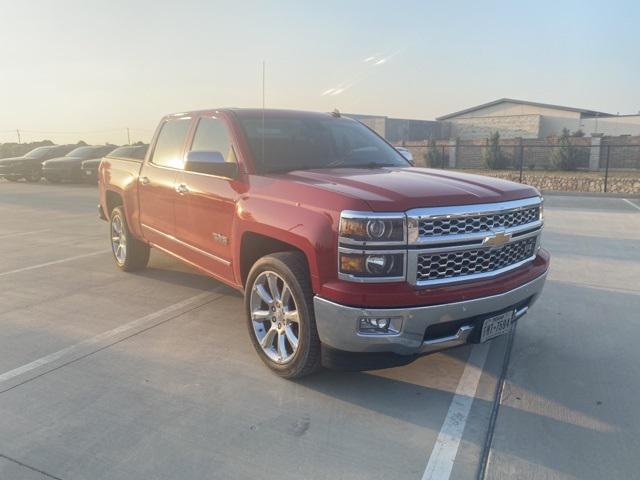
top-left (250, 271), bottom-right (300, 364)
top-left (111, 213), bottom-right (127, 265)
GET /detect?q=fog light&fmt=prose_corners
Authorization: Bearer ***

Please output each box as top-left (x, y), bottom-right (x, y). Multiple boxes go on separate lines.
top-left (358, 316), bottom-right (402, 335)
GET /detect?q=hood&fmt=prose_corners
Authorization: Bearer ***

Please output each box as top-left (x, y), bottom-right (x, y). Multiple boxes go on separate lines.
top-left (43, 156), bottom-right (84, 166)
top-left (81, 157), bottom-right (102, 167)
top-left (270, 167), bottom-right (539, 211)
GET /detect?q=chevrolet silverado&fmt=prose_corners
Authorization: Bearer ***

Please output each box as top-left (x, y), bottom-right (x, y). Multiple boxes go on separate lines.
top-left (99, 109), bottom-right (549, 378)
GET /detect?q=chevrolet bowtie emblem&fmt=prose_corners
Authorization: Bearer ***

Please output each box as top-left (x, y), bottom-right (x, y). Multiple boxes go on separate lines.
top-left (482, 230), bottom-right (512, 248)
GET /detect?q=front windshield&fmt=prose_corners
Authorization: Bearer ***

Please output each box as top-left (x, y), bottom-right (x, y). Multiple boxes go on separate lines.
top-left (66, 146), bottom-right (99, 158)
top-left (24, 146), bottom-right (53, 159)
top-left (238, 115), bottom-right (409, 173)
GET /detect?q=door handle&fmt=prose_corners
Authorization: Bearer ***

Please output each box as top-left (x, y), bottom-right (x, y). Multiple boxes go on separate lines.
top-left (139, 176), bottom-right (150, 185)
top-left (175, 183), bottom-right (189, 194)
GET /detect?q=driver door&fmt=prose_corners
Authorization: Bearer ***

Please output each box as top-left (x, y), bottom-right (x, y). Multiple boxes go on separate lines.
top-left (173, 115), bottom-right (239, 282)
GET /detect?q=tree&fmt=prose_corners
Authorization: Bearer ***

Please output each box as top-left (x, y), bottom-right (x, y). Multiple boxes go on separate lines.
top-left (483, 132), bottom-right (509, 169)
top-left (424, 140), bottom-right (445, 168)
top-left (551, 128), bottom-right (587, 170)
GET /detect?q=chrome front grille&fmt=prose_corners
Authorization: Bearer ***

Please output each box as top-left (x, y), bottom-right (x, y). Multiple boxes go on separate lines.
top-left (419, 206), bottom-right (540, 237)
top-left (416, 237), bottom-right (537, 283)
top-left (407, 197), bottom-right (543, 286)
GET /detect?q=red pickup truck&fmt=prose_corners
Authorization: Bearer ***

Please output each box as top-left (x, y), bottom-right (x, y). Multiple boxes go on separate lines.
top-left (99, 109), bottom-right (549, 378)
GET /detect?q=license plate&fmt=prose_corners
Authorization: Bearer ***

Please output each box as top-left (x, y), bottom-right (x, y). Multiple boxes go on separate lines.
top-left (480, 310), bottom-right (515, 343)
top-left (85, 170), bottom-right (92, 176)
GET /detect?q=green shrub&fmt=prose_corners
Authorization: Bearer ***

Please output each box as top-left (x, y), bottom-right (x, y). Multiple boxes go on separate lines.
top-left (551, 128), bottom-right (588, 170)
top-left (483, 132), bottom-right (510, 169)
top-left (424, 140), bottom-right (445, 168)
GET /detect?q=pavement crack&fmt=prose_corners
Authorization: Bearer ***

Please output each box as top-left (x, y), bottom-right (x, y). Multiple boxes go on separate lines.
top-left (0, 452), bottom-right (66, 480)
top-left (476, 323), bottom-right (517, 480)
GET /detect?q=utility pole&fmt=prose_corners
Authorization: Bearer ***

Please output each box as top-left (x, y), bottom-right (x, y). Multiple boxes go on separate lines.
top-left (126, 127), bottom-right (131, 145)
top-left (16, 129), bottom-right (21, 144)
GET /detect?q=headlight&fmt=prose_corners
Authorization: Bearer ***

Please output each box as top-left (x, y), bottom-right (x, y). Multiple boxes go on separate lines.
top-left (339, 251), bottom-right (405, 278)
top-left (339, 211), bottom-right (406, 245)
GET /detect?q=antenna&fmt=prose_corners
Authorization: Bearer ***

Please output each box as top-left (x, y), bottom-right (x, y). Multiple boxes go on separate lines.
top-left (262, 60), bottom-right (266, 111)
top-left (261, 60), bottom-right (265, 164)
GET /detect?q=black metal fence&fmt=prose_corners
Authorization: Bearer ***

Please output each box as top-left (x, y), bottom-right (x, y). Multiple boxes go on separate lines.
top-left (408, 143), bottom-right (640, 194)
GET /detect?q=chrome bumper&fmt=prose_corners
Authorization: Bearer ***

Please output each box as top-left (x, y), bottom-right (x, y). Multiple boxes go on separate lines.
top-left (313, 272), bottom-right (547, 355)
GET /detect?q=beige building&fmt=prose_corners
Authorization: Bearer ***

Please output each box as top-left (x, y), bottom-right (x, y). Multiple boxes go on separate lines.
top-left (437, 98), bottom-right (640, 140)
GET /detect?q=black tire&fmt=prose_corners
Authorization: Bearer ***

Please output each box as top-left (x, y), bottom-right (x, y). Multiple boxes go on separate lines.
top-left (245, 252), bottom-right (321, 379)
top-left (45, 175), bottom-right (61, 183)
top-left (5, 175), bottom-right (21, 182)
top-left (109, 206), bottom-right (150, 272)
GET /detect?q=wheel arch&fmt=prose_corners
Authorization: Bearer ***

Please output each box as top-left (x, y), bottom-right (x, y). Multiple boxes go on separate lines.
top-left (238, 231), bottom-right (314, 290)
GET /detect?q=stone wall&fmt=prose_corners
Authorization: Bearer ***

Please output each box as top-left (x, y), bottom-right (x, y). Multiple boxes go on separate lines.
top-left (601, 136), bottom-right (640, 169)
top-left (467, 171), bottom-right (640, 195)
top-left (449, 114), bottom-right (541, 140)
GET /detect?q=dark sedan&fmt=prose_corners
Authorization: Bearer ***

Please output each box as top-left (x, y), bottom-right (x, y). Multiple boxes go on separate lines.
top-left (0, 145), bottom-right (76, 182)
top-left (81, 144), bottom-right (148, 183)
top-left (42, 145), bottom-right (117, 183)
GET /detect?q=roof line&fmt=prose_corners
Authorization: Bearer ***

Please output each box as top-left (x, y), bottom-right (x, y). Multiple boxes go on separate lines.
top-left (436, 98), bottom-right (613, 120)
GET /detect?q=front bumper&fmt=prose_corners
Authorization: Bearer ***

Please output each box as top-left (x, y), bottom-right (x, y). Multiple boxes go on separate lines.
top-left (313, 271), bottom-right (547, 355)
top-left (0, 164), bottom-right (21, 177)
top-left (43, 168), bottom-right (70, 177)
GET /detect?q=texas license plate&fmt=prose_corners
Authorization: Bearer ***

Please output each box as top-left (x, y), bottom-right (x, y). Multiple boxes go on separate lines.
top-left (480, 310), bottom-right (515, 343)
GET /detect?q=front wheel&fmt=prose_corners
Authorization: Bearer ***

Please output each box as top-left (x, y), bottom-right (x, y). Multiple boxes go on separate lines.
top-left (110, 206), bottom-right (150, 271)
top-left (245, 252), bottom-right (321, 378)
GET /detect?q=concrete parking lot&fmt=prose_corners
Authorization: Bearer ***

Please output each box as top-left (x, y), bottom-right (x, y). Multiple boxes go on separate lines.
top-left (0, 181), bottom-right (638, 480)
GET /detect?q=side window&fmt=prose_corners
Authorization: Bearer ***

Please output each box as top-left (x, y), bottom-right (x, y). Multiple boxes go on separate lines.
top-left (190, 117), bottom-right (236, 163)
top-left (151, 118), bottom-right (191, 169)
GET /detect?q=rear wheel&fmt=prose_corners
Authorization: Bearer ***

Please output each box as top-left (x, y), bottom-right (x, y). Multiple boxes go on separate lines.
top-left (110, 206), bottom-right (150, 271)
top-left (245, 252), bottom-right (321, 378)
top-left (5, 175), bottom-right (21, 182)
top-left (45, 175), bottom-right (61, 183)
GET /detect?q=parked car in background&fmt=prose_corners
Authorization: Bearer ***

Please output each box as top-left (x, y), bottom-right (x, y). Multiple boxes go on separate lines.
top-left (395, 146), bottom-right (414, 164)
top-left (42, 145), bottom-right (117, 183)
top-left (0, 145), bottom-right (76, 182)
top-left (99, 108), bottom-right (549, 378)
top-left (81, 144), bottom-right (148, 183)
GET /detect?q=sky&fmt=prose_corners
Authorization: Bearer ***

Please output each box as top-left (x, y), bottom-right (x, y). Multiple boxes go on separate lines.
top-left (0, 0), bottom-right (639, 145)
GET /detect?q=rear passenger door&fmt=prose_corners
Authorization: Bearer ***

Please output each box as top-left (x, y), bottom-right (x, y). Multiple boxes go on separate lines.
top-left (173, 116), bottom-right (238, 281)
top-left (138, 117), bottom-right (192, 247)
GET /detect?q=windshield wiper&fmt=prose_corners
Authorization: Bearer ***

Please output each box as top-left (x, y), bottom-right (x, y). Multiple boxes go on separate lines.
top-left (264, 162), bottom-right (399, 174)
top-left (323, 162), bottom-right (397, 169)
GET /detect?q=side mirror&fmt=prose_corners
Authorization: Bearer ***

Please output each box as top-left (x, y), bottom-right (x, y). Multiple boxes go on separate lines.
top-left (185, 151), bottom-right (238, 178)
top-left (395, 147), bottom-right (415, 166)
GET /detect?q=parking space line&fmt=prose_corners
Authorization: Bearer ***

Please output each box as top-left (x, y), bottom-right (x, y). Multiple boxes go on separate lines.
top-left (421, 343), bottom-right (490, 480)
top-left (622, 198), bottom-right (640, 211)
top-left (0, 291), bottom-right (222, 392)
top-left (0, 229), bottom-right (51, 240)
top-left (0, 250), bottom-right (108, 277)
